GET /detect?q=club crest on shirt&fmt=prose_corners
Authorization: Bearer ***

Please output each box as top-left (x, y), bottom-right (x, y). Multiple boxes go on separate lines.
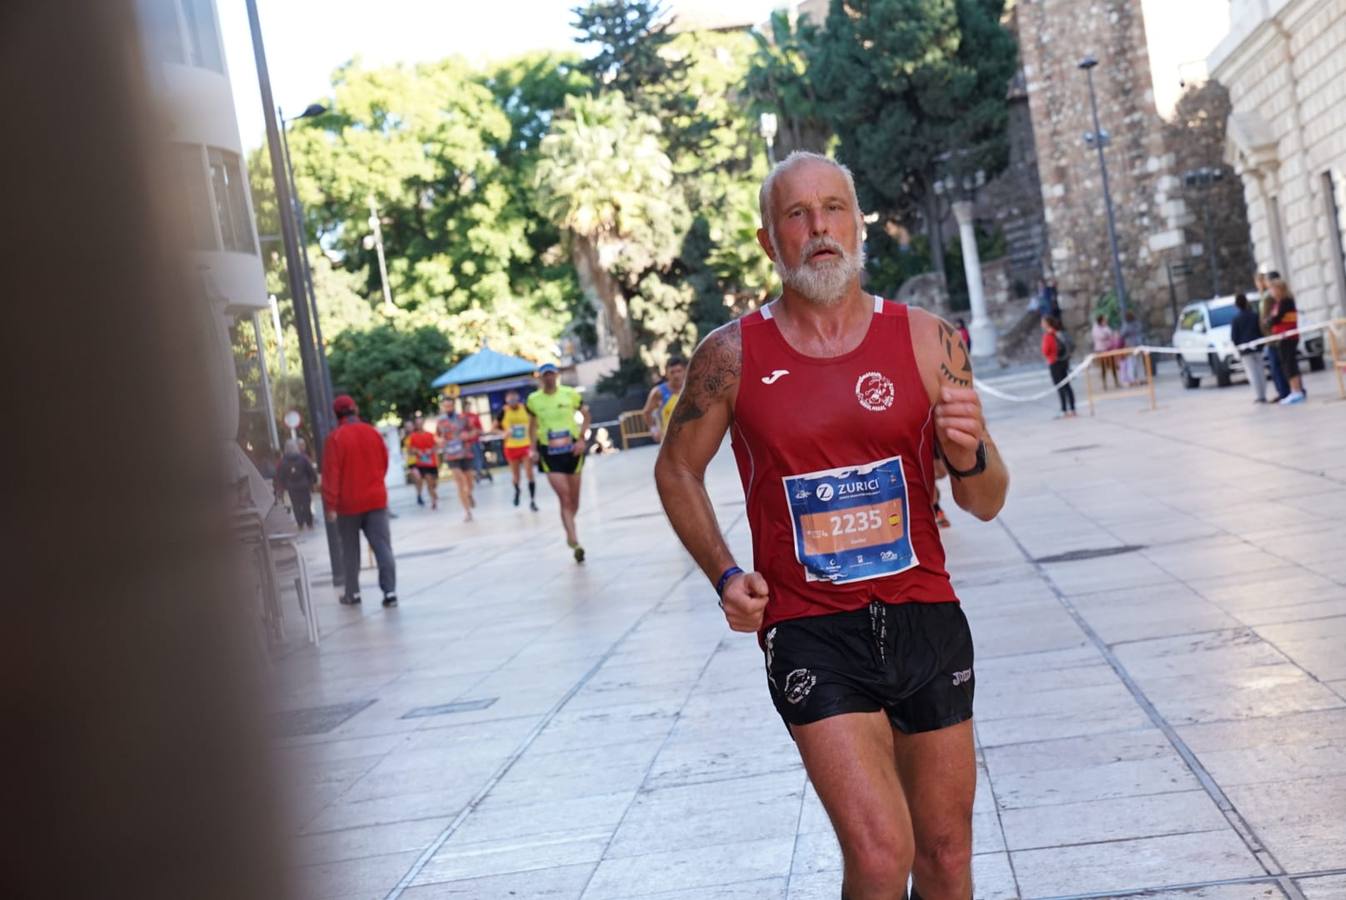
top-left (855, 371), bottom-right (895, 412)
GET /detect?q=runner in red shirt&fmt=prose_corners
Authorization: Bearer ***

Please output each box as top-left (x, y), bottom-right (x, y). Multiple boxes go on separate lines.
top-left (405, 420), bottom-right (439, 510)
top-left (437, 397), bottom-right (479, 522)
top-left (655, 152), bottom-right (1009, 900)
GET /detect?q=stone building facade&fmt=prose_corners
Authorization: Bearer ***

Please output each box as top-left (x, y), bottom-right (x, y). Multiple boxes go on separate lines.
top-left (1162, 82), bottom-right (1257, 306)
top-left (1014, 0), bottom-right (1196, 335)
top-left (1211, 0), bottom-right (1346, 325)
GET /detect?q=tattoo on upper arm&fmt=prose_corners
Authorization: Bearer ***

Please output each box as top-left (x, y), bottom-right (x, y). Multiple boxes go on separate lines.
top-left (937, 320), bottom-right (973, 388)
top-left (666, 321), bottom-right (742, 436)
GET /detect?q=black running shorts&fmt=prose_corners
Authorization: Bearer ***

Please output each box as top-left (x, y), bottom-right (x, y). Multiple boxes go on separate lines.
top-left (538, 443), bottom-right (584, 475)
top-left (763, 600), bottom-right (974, 735)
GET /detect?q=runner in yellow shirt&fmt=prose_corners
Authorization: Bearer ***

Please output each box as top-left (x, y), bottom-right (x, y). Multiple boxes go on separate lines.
top-left (499, 390), bottom-right (538, 511)
top-left (641, 356), bottom-right (687, 443)
top-left (526, 363), bottom-right (590, 563)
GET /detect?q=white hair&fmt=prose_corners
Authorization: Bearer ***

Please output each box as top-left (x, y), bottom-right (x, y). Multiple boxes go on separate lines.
top-left (758, 151), bottom-right (867, 305)
top-left (758, 151), bottom-right (864, 244)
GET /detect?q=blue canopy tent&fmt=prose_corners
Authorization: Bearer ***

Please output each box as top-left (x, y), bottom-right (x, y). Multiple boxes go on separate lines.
top-left (430, 347), bottom-right (539, 398)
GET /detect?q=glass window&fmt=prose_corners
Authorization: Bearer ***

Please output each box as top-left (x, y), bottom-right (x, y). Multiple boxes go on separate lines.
top-left (1208, 305), bottom-right (1238, 328)
top-left (173, 143), bottom-right (216, 250)
top-left (180, 0), bottom-right (224, 72)
top-left (207, 148), bottom-right (256, 254)
top-left (1179, 308), bottom-right (1205, 332)
top-left (138, 0), bottom-right (185, 65)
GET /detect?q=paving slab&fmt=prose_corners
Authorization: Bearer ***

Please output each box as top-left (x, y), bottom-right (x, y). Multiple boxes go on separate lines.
top-left (273, 364), bottom-right (1346, 897)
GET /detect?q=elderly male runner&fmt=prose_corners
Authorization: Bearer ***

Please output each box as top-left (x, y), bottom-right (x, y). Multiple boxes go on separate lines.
top-left (655, 152), bottom-right (1009, 900)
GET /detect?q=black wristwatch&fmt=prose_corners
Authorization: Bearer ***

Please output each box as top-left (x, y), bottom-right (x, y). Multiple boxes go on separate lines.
top-left (944, 441), bottom-right (987, 479)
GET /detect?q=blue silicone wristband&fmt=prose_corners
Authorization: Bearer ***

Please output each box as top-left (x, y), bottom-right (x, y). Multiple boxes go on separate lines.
top-left (715, 566), bottom-right (744, 598)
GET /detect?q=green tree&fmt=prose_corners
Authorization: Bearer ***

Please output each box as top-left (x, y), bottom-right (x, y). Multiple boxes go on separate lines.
top-left (542, 19), bottom-right (773, 377)
top-left (536, 92), bottom-right (689, 361)
top-left (745, 11), bottom-right (831, 158)
top-left (810, 0), bottom-right (1018, 281)
top-left (283, 59), bottom-right (574, 355)
top-left (327, 324), bottom-right (452, 423)
top-left (571, 1), bottom-right (708, 156)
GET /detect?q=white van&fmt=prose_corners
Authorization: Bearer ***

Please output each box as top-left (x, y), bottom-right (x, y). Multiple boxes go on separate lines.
top-left (1171, 294), bottom-right (1326, 389)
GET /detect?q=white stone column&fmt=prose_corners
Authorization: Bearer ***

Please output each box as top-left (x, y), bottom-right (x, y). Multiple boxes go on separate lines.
top-left (952, 200), bottom-right (996, 359)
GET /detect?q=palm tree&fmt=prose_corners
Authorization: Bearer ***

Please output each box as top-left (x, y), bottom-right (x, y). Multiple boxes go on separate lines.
top-left (536, 93), bottom-right (682, 360)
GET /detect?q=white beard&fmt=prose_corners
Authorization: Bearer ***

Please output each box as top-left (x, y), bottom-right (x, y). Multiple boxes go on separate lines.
top-left (774, 234), bottom-right (866, 306)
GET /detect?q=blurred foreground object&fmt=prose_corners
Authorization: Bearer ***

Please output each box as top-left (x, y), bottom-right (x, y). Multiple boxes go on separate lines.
top-left (0, 2), bottom-right (291, 898)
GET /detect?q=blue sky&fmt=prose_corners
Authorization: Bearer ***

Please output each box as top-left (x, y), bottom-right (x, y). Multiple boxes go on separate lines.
top-left (220, 0), bottom-right (783, 150)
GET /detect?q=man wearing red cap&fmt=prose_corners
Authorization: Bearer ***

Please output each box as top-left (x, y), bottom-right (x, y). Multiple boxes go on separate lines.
top-left (322, 395), bottom-right (397, 607)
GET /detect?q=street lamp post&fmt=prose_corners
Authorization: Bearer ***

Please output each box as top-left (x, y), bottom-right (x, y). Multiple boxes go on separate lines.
top-left (279, 104), bottom-right (335, 416)
top-left (759, 112), bottom-right (778, 167)
top-left (1079, 56), bottom-right (1129, 323)
top-left (363, 197), bottom-right (394, 311)
top-left (245, 0), bottom-right (343, 586)
top-left (1182, 166), bottom-right (1226, 298)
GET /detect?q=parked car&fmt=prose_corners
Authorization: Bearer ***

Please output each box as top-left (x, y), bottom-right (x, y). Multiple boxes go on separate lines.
top-left (1171, 294), bottom-right (1326, 389)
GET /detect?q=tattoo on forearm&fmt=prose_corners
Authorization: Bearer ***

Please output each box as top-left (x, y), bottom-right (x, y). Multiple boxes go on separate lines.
top-left (938, 320), bottom-right (973, 387)
top-left (666, 320), bottom-right (742, 437)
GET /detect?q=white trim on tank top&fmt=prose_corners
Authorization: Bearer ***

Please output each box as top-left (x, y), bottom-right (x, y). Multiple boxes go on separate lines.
top-left (759, 294), bottom-right (881, 320)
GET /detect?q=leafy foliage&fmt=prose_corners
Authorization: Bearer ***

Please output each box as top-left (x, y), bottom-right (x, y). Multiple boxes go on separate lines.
top-left (327, 324), bottom-right (453, 422)
top-left (572, 1), bottom-right (707, 156)
top-left (240, 2), bottom-right (1018, 421)
top-left (809, 0), bottom-right (1017, 278)
top-left (284, 58), bottom-right (585, 355)
top-left (745, 11), bottom-right (830, 157)
top-left (540, 6), bottom-right (772, 378)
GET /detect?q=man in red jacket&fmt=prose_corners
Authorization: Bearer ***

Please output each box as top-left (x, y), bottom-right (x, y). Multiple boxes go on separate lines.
top-left (322, 395), bottom-right (397, 607)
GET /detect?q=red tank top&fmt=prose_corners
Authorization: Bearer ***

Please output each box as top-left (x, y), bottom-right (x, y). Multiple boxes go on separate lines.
top-left (731, 297), bottom-right (957, 633)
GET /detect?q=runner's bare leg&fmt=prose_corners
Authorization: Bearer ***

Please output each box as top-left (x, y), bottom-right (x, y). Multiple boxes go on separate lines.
top-left (893, 720), bottom-right (975, 899)
top-left (455, 469), bottom-right (473, 521)
top-left (547, 472), bottom-right (578, 545)
top-left (793, 712), bottom-right (914, 900)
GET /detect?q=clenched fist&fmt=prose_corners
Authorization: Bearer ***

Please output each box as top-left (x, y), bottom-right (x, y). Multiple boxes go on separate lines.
top-left (933, 386), bottom-right (986, 472)
top-left (720, 571), bottom-right (770, 632)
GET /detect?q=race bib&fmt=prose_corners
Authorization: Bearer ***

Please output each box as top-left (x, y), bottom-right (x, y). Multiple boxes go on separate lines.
top-left (546, 429), bottom-right (574, 455)
top-left (509, 424), bottom-right (527, 441)
top-left (416, 449), bottom-right (434, 465)
top-left (783, 455), bottom-right (919, 584)
top-left (443, 439), bottom-right (464, 456)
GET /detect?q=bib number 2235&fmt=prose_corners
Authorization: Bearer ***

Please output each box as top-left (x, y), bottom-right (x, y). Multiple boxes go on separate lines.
top-left (783, 455), bottom-right (919, 584)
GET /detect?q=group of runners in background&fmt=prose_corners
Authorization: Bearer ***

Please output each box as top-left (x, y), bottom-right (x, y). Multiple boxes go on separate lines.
top-left (399, 362), bottom-right (600, 563)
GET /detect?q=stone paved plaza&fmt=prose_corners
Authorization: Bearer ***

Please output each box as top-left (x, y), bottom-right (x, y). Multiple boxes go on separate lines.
top-left (275, 360), bottom-right (1346, 900)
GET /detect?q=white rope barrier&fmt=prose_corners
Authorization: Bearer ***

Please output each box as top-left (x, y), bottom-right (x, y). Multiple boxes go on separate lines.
top-left (975, 320), bottom-right (1342, 404)
top-left (975, 356), bottom-right (1097, 402)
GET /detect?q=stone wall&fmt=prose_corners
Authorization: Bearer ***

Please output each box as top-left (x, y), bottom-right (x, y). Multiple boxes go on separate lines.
top-left (1212, 0), bottom-right (1346, 325)
top-left (1015, 0), bottom-right (1192, 339)
top-left (1162, 81), bottom-right (1257, 301)
top-left (971, 66), bottom-right (1048, 299)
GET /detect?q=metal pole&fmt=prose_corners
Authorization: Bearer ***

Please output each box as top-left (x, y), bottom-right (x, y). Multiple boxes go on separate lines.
top-left (1084, 66), bottom-right (1129, 321)
top-left (1202, 193), bottom-right (1219, 297)
top-left (279, 111), bottom-right (336, 422)
top-left (251, 312), bottom-right (280, 452)
top-left (367, 196), bottom-right (394, 311)
top-left (1144, 350), bottom-right (1157, 410)
top-left (1165, 260), bottom-right (1179, 329)
top-left (245, 0), bottom-right (343, 586)
top-left (267, 294), bottom-right (287, 380)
